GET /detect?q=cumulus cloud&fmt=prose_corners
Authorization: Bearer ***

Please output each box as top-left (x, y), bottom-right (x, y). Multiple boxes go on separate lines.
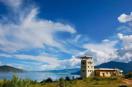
top-left (116, 12), bottom-right (132, 62)
top-left (118, 12), bottom-right (132, 23)
top-left (117, 33), bottom-right (132, 62)
top-left (82, 40), bottom-right (118, 65)
top-left (81, 32), bottom-right (132, 64)
top-left (118, 33), bottom-right (132, 50)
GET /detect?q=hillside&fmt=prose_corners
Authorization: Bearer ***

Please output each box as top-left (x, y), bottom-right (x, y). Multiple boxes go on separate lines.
top-left (44, 68), bottom-right (80, 74)
top-left (0, 65), bottom-right (23, 72)
top-left (96, 61), bottom-right (132, 73)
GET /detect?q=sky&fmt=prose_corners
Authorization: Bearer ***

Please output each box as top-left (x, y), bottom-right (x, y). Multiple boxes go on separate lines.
top-left (0, 0), bottom-right (132, 71)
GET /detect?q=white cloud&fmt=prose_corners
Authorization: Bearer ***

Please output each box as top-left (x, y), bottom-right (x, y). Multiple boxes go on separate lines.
top-left (0, 61), bottom-right (2, 65)
top-left (0, 53), bottom-right (60, 70)
top-left (83, 40), bottom-right (118, 65)
top-left (81, 33), bottom-right (132, 64)
top-left (118, 52), bottom-right (132, 62)
top-left (0, 8), bottom-right (76, 52)
top-left (0, 0), bottom-right (22, 9)
top-left (73, 34), bottom-right (82, 42)
top-left (117, 33), bottom-right (132, 62)
top-left (60, 56), bottom-right (80, 69)
top-left (0, 53), bottom-right (80, 70)
top-left (118, 33), bottom-right (132, 50)
top-left (0, 2), bottom-right (132, 71)
top-left (118, 12), bottom-right (132, 23)
top-left (14, 54), bottom-right (61, 70)
top-left (0, 1), bottom-right (80, 70)
top-left (117, 12), bottom-right (132, 62)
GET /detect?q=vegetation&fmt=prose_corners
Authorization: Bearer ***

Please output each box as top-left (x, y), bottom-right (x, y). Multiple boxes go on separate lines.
top-left (125, 72), bottom-right (132, 79)
top-left (0, 75), bottom-right (131, 87)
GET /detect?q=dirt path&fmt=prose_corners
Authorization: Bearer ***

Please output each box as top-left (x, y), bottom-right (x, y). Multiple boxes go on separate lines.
top-left (122, 79), bottom-right (132, 85)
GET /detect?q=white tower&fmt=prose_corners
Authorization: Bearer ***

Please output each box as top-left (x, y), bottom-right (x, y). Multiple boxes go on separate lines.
top-left (81, 56), bottom-right (94, 78)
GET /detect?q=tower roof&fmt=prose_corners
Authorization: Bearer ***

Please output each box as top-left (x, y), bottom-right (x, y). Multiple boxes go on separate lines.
top-left (80, 56), bottom-right (92, 59)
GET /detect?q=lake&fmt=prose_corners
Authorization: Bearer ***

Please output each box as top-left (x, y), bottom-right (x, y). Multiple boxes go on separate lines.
top-left (0, 72), bottom-right (80, 82)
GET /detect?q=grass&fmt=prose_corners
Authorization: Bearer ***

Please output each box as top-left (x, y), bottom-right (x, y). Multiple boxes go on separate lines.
top-left (0, 75), bottom-right (131, 87)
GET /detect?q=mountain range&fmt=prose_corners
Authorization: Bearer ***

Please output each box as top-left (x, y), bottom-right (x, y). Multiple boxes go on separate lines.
top-left (96, 61), bottom-right (132, 73)
top-left (0, 65), bottom-right (23, 72)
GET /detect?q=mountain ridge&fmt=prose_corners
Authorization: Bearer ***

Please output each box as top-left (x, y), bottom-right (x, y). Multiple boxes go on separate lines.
top-left (0, 65), bottom-right (24, 72)
top-left (96, 61), bottom-right (132, 73)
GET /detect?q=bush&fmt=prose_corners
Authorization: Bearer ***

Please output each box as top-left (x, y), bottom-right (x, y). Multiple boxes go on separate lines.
top-left (65, 76), bottom-right (70, 81)
top-left (59, 78), bottom-right (65, 87)
top-left (0, 75), bottom-right (32, 87)
top-left (75, 77), bottom-right (82, 80)
top-left (45, 78), bottom-right (53, 83)
top-left (125, 72), bottom-right (132, 79)
top-left (41, 77), bottom-right (53, 83)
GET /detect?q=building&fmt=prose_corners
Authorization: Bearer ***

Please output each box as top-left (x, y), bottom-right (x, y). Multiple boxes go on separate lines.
top-left (94, 68), bottom-right (123, 77)
top-left (81, 56), bottom-right (94, 78)
top-left (80, 56), bottom-right (123, 78)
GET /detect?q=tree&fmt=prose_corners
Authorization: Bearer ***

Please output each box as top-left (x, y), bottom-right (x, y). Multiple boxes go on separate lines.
top-left (65, 76), bottom-right (70, 81)
top-left (45, 78), bottom-right (53, 83)
top-left (59, 78), bottom-right (65, 87)
top-left (125, 72), bottom-right (132, 79)
top-left (41, 77), bottom-right (53, 83)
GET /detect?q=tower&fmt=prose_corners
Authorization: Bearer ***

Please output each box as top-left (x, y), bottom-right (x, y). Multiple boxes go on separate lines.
top-left (81, 56), bottom-right (94, 78)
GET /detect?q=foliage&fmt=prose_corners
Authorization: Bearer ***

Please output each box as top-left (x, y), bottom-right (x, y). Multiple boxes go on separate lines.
top-left (0, 75), bottom-right (31, 87)
top-left (59, 78), bottom-right (65, 87)
top-left (125, 72), bottom-right (132, 79)
top-left (0, 75), bottom-right (131, 87)
top-left (65, 76), bottom-right (71, 81)
top-left (41, 78), bottom-right (53, 84)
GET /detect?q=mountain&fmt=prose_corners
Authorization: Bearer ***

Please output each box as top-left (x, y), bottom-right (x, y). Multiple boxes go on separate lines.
top-left (72, 61), bottom-right (132, 75)
top-left (0, 65), bottom-right (24, 72)
top-left (96, 61), bottom-right (132, 73)
top-left (44, 68), bottom-right (80, 74)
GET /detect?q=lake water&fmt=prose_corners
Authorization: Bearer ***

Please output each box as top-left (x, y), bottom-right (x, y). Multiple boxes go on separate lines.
top-left (0, 72), bottom-right (80, 82)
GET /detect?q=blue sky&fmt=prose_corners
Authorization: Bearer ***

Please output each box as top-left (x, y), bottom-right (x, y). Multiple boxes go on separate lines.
top-left (0, 0), bottom-right (132, 71)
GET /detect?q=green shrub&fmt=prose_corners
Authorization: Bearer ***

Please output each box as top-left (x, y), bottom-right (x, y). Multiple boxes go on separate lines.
top-left (65, 76), bottom-right (70, 81)
top-left (0, 75), bottom-right (33, 87)
top-left (59, 78), bottom-right (65, 87)
top-left (125, 72), bottom-right (132, 79)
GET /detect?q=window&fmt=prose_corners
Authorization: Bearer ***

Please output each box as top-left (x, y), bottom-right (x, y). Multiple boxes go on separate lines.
top-left (106, 72), bottom-right (109, 74)
top-left (87, 62), bottom-right (92, 64)
top-left (81, 61), bottom-right (86, 65)
top-left (82, 70), bottom-right (85, 72)
top-left (88, 70), bottom-right (92, 72)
